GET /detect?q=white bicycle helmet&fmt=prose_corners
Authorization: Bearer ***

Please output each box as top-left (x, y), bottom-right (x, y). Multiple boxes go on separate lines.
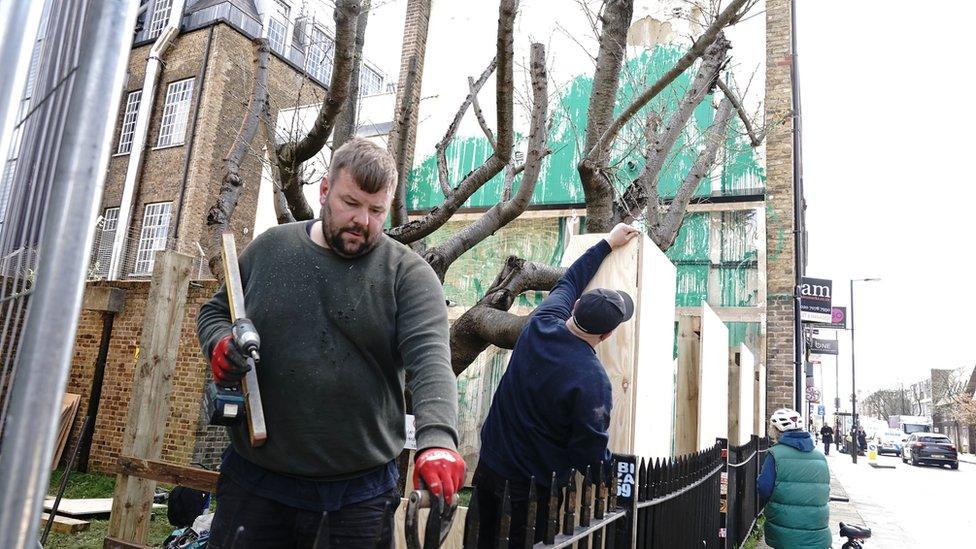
top-left (770, 408), bottom-right (803, 432)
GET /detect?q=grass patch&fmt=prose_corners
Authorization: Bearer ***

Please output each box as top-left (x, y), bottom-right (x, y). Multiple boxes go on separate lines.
top-left (741, 514), bottom-right (766, 549)
top-left (41, 468), bottom-right (175, 548)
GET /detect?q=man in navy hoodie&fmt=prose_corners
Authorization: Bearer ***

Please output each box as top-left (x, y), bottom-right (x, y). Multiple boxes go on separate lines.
top-left (473, 223), bottom-right (639, 548)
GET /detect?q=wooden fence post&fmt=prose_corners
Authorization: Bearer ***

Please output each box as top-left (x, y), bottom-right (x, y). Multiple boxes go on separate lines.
top-left (105, 251), bottom-right (193, 545)
top-left (674, 315), bottom-right (701, 455)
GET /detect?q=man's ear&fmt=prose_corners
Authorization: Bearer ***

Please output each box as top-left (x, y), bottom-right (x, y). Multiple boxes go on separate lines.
top-left (319, 175), bottom-right (330, 205)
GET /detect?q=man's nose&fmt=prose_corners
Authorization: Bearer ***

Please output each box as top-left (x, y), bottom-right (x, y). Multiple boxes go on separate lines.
top-left (352, 208), bottom-right (369, 227)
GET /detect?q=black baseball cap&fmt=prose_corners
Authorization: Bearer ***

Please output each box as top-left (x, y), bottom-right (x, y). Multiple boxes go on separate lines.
top-left (573, 288), bottom-right (635, 334)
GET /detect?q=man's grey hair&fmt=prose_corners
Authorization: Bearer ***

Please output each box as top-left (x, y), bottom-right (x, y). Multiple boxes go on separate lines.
top-left (328, 137), bottom-right (398, 194)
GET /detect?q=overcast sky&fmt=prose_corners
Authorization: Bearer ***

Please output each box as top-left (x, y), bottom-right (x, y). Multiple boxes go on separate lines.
top-left (797, 1), bottom-right (976, 396)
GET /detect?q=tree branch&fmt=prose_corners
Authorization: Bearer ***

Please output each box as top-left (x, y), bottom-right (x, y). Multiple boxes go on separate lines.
top-left (470, 75), bottom-right (497, 149)
top-left (385, 0), bottom-right (518, 245)
top-left (587, 0), bottom-right (751, 161)
top-left (204, 39), bottom-right (270, 278)
top-left (651, 98), bottom-right (734, 250)
top-left (333, 0), bottom-right (371, 150)
top-left (715, 78), bottom-right (767, 147)
top-left (279, 0), bottom-right (360, 163)
top-left (575, 0), bottom-right (634, 231)
top-left (612, 35), bottom-right (730, 225)
top-left (261, 111), bottom-right (296, 225)
top-left (449, 255), bottom-right (565, 374)
top-left (390, 55), bottom-right (418, 227)
top-left (423, 43), bottom-right (548, 280)
top-left (435, 58), bottom-right (498, 197)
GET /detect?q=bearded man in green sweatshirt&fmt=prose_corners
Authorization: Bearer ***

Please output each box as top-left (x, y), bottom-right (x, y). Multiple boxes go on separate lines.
top-left (198, 138), bottom-right (464, 548)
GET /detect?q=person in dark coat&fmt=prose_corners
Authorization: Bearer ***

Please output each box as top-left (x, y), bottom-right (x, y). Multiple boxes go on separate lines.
top-left (857, 428), bottom-right (868, 455)
top-left (819, 424), bottom-right (834, 455)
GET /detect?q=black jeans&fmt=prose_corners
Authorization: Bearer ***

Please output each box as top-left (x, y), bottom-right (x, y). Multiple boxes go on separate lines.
top-left (472, 463), bottom-right (562, 549)
top-left (208, 474), bottom-right (400, 548)
top-left (823, 440), bottom-right (831, 455)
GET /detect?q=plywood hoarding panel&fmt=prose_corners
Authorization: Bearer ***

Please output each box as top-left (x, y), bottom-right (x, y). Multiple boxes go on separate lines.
top-left (697, 302), bottom-right (729, 450)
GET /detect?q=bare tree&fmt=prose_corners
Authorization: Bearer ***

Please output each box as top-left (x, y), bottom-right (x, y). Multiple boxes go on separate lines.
top-left (216, 0), bottom-right (761, 373)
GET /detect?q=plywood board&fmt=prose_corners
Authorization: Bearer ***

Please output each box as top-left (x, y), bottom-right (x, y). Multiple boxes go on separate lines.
top-left (697, 302), bottom-right (728, 450)
top-left (738, 345), bottom-right (756, 441)
top-left (631, 235), bottom-right (677, 459)
top-left (560, 234), bottom-right (641, 453)
top-left (674, 315), bottom-right (701, 456)
top-left (44, 497), bottom-right (165, 517)
top-left (394, 500), bottom-right (467, 549)
top-left (728, 349), bottom-right (741, 446)
top-left (754, 359), bottom-right (767, 437)
top-left (51, 393), bottom-right (81, 469)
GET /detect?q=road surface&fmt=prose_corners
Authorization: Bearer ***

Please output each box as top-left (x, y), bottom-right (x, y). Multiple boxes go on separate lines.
top-left (827, 451), bottom-right (976, 547)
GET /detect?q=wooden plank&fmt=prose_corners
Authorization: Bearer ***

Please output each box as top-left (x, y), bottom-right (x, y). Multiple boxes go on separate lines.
top-left (44, 497), bottom-right (165, 517)
top-left (106, 251), bottom-right (193, 544)
top-left (728, 349), bottom-right (741, 446)
top-left (754, 357), bottom-right (767, 436)
top-left (40, 513), bottom-right (90, 534)
top-left (560, 234), bottom-right (641, 453)
top-left (103, 537), bottom-right (151, 549)
top-left (697, 303), bottom-right (729, 450)
top-left (117, 456), bottom-right (218, 493)
top-left (674, 315), bottom-right (701, 455)
top-left (631, 234), bottom-right (677, 459)
top-left (674, 306), bottom-right (764, 323)
top-left (221, 232), bottom-right (267, 447)
top-left (51, 393), bottom-right (81, 468)
top-left (738, 345), bottom-right (756, 440)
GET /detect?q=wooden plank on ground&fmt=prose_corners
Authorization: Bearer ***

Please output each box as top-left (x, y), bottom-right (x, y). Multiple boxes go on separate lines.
top-left (106, 251), bottom-right (193, 544)
top-left (40, 513), bottom-right (90, 534)
top-left (44, 497), bottom-right (165, 517)
top-left (103, 537), bottom-right (151, 549)
top-left (117, 455), bottom-right (218, 493)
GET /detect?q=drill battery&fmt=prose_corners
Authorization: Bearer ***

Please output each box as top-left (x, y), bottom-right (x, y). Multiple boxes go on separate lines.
top-left (205, 382), bottom-right (246, 426)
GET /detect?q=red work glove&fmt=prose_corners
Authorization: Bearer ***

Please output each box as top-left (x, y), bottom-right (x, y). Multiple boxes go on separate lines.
top-left (413, 448), bottom-right (465, 505)
top-left (210, 334), bottom-right (251, 387)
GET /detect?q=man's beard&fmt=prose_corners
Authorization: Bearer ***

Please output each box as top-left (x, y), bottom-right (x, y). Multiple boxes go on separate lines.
top-left (320, 202), bottom-right (376, 258)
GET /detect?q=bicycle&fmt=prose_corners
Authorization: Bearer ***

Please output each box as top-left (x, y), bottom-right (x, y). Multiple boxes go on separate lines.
top-left (839, 522), bottom-right (872, 548)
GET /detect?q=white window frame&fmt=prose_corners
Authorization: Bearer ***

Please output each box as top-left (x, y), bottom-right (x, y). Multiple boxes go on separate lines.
top-left (146, 0), bottom-right (173, 40)
top-left (306, 25), bottom-right (334, 83)
top-left (267, 0), bottom-right (291, 54)
top-left (359, 65), bottom-right (383, 97)
top-left (156, 78), bottom-right (194, 148)
top-left (116, 90), bottom-right (142, 155)
top-left (133, 202), bottom-right (172, 275)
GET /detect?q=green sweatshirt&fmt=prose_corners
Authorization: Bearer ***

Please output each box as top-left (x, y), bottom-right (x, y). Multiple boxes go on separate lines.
top-left (197, 221), bottom-right (458, 480)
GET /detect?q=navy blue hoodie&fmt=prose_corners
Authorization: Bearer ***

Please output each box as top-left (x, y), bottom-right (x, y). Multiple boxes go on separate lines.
top-left (478, 240), bottom-right (614, 486)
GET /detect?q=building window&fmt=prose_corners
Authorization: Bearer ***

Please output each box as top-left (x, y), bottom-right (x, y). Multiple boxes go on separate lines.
top-left (146, 0), bottom-right (173, 40)
top-left (156, 78), bottom-right (194, 148)
top-left (359, 66), bottom-right (383, 97)
top-left (117, 90), bottom-right (142, 154)
top-left (133, 202), bottom-right (172, 275)
top-left (95, 207), bottom-right (119, 277)
top-left (267, 0), bottom-right (291, 54)
top-left (306, 26), bottom-right (334, 83)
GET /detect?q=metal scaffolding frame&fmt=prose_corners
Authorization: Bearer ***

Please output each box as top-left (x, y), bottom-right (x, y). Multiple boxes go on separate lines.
top-left (0, 0), bottom-right (139, 546)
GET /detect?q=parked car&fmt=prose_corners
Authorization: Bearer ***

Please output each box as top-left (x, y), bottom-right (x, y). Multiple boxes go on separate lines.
top-left (901, 433), bottom-right (959, 469)
top-left (875, 429), bottom-right (907, 455)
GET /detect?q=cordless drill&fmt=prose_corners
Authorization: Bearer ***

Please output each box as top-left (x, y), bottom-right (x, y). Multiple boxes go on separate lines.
top-left (206, 318), bottom-right (260, 426)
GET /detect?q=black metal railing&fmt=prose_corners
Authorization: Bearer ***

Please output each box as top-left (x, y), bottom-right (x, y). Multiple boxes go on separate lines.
top-left (633, 443), bottom-right (725, 549)
top-left (723, 435), bottom-right (769, 548)
top-left (448, 461), bottom-right (629, 549)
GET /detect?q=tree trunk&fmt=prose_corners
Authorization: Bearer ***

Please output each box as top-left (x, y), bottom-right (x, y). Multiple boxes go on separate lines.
top-left (204, 40), bottom-right (270, 278)
top-left (333, 0), bottom-right (371, 151)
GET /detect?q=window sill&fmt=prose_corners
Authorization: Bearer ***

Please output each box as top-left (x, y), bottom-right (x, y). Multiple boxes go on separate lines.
top-left (112, 151), bottom-right (131, 157)
top-left (151, 142), bottom-right (186, 151)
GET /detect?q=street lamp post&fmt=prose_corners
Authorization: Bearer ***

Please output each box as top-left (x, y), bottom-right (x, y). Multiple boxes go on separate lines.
top-left (850, 277), bottom-right (880, 464)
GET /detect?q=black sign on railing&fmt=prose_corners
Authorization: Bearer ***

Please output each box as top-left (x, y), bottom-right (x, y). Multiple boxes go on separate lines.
top-left (613, 454), bottom-right (638, 549)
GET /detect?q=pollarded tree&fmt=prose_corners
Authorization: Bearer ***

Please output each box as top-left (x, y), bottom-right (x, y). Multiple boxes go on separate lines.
top-left (204, 0), bottom-right (765, 374)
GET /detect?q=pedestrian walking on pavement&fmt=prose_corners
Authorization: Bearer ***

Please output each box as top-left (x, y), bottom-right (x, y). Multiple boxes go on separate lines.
top-left (820, 424), bottom-right (834, 456)
top-left (759, 408), bottom-right (831, 549)
top-left (857, 427), bottom-right (868, 455)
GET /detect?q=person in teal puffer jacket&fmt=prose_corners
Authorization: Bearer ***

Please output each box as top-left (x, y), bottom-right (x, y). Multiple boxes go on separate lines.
top-left (758, 408), bottom-right (831, 549)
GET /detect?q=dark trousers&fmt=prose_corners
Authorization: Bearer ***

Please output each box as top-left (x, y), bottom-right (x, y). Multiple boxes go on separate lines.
top-left (208, 475), bottom-right (400, 548)
top-left (822, 439), bottom-right (831, 455)
top-left (472, 463), bottom-right (562, 549)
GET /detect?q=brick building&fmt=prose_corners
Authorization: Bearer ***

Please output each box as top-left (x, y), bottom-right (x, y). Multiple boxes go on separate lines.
top-left (90, 0), bottom-right (387, 281)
